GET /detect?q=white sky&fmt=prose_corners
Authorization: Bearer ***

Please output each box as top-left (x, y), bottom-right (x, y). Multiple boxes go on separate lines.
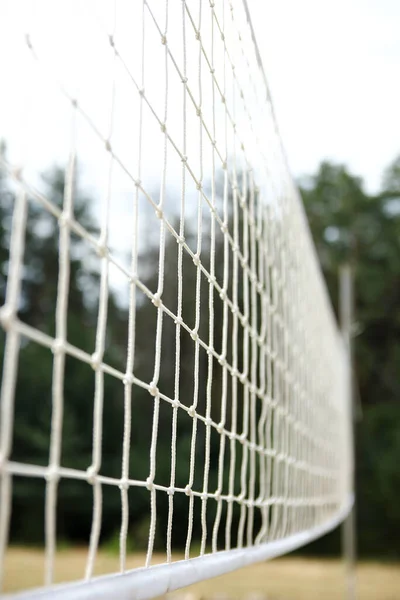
top-left (1, 0), bottom-right (399, 197)
top-left (251, 0), bottom-right (400, 191)
top-left (0, 0), bottom-right (398, 302)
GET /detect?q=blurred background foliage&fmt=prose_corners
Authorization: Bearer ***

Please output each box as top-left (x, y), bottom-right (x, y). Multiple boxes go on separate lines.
top-left (300, 158), bottom-right (400, 557)
top-left (0, 147), bottom-right (399, 557)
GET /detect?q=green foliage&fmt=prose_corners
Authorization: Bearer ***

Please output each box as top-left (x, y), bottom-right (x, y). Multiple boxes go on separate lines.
top-left (0, 156), bottom-right (126, 544)
top-left (299, 157), bottom-right (400, 557)
top-left (1, 145), bottom-right (399, 557)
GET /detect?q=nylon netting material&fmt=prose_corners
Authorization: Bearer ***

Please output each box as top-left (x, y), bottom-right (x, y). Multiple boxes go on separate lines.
top-left (0, 0), bottom-right (351, 595)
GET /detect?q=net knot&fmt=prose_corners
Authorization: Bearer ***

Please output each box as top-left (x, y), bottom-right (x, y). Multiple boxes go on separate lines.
top-left (58, 212), bottom-right (71, 228)
top-left (172, 399), bottom-right (180, 409)
top-left (96, 243), bottom-right (107, 258)
top-left (86, 466), bottom-right (98, 484)
top-left (161, 35), bottom-right (167, 45)
top-left (146, 477), bottom-right (154, 490)
top-left (218, 354), bottom-right (226, 367)
top-left (0, 306), bottom-right (15, 331)
top-left (123, 373), bottom-right (134, 386)
top-left (149, 382), bottom-right (159, 397)
top-left (90, 352), bottom-right (101, 371)
top-left (52, 339), bottom-right (64, 355)
top-left (46, 466), bottom-right (60, 484)
top-left (167, 487), bottom-right (175, 496)
top-left (11, 166), bottom-right (23, 181)
top-left (119, 478), bottom-right (129, 491)
top-left (152, 293), bottom-right (162, 307)
top-left (184, 485), bottom-right (192, 496)
top-left (216, 422), bottom-right (224, 434)
top-left (187, 405), bottom-right (196, 418)
top-left (239, 372), bottom-right (247, 384)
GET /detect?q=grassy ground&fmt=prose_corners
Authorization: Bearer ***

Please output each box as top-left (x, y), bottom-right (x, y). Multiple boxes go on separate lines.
top-left (3, 548), bottom-right (400, 599)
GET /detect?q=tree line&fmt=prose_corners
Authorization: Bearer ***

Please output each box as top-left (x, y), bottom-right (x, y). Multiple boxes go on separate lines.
top-left (0, 147), bottom-right (399, 557)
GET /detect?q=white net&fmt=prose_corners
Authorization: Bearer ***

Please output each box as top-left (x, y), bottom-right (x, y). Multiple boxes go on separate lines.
top-left (0, 0), bottom-right (352, 597)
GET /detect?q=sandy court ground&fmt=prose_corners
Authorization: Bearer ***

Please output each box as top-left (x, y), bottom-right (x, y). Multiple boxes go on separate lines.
top-left (3, 548), bottom-right (399, 600)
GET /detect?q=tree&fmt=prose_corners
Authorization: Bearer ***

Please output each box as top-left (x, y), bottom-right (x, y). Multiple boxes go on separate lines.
top-left (0, 156), bottom-right (128, 543)
top-left (299, 158), bottom-right (400, 556)
top-left (2, 148), bottom-right (399, 557)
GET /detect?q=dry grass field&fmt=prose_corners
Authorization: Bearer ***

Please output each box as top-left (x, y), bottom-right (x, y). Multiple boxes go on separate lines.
top-left (3, 548), bottom-right (400, 599)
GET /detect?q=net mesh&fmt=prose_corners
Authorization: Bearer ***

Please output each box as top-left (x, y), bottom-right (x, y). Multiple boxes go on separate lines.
top-left (0, 0), bottom-right (351, 594)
